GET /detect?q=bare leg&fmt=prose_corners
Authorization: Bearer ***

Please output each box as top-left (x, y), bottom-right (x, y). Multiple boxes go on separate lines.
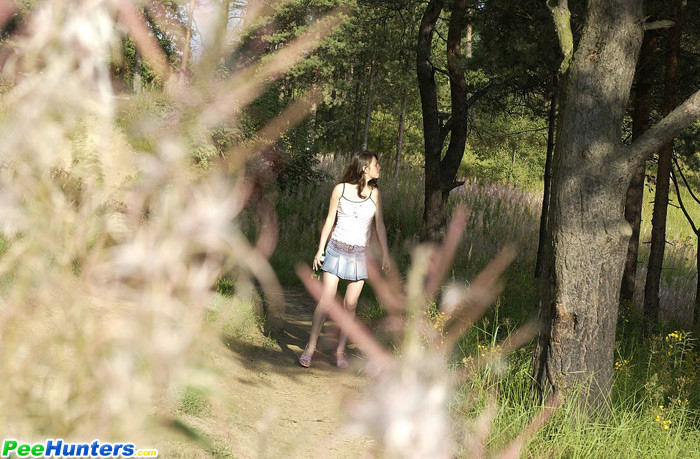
top-left (301, 272), bottom-right (340, 362)
top-left (336, 279), bottom-right (364, 365)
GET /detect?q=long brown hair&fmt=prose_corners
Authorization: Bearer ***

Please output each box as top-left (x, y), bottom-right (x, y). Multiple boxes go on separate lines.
top-left (339, 151), bottom-right (378, 199)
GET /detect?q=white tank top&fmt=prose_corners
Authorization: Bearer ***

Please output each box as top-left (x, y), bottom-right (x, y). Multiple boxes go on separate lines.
top-left (330, 183), bottom-right (377, 247)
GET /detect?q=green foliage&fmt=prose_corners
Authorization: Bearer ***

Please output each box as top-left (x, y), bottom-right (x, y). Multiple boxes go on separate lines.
top-left (216, 277), bottom-right (236, 297)
top-left (460, 106), bottom-right (548, 190)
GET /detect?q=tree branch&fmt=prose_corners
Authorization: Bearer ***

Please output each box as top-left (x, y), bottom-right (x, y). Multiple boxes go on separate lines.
top-left (671, 162), bottom-right (699, 234)
top-left (465, 81), bottom-right (494, 108)
top-left (644, 20), bottom-right (675, 30)
top-left (628, 89), bottom-right (700, 165)
top-left (428, 60), bottom-right (450, 77)
top-left (446, 180), bottom-right (466, 191)
top-left (547, 0), bottom-right (574, 74)
top-left (673, 154), bottom-right (700, 205)
top-left (434, 26), bottom-right (448, 44)
top-left (439, 116), bottom-right (453, 146)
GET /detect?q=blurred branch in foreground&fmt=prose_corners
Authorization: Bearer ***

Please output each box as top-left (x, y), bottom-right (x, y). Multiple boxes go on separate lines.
top-left (0, 0), bottom-right (346, 443)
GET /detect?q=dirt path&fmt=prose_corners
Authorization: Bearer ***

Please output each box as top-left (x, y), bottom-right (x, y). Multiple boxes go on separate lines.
top-left (172, 288), bottom-right (374, 458)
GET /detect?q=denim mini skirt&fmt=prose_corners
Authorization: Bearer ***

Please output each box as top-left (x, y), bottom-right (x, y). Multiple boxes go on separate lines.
top-left (321, 239), bottom-right (368, 281)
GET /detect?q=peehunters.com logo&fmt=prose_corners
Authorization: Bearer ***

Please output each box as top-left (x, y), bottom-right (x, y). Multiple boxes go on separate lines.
top-left (1, 439), bottom-right (158, 457)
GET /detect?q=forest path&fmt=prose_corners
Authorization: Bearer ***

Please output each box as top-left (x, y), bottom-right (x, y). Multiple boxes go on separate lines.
top-left (207, 287), bottom-right (374, 458)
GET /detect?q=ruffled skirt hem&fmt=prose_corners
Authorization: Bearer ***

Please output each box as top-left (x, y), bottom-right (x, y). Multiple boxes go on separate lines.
top-left (320, 239), bottom-right (368, 281)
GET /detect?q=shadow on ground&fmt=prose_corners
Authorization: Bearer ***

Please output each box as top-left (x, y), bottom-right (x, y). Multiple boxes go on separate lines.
top-left (221, 288), bottom-right (363, 382)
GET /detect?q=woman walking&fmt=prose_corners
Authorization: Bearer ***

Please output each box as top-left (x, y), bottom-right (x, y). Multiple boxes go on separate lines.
top-left (299, 151), bottom-right (390, 368)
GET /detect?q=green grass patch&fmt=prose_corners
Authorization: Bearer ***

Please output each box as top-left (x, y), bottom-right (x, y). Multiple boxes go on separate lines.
top-left (179, 386), bottom-right (212, 417)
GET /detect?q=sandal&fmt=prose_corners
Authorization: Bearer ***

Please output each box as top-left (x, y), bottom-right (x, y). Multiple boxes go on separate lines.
top-left (335, 351), bottom-right (349, 369)
top-left (299, 354), bottom-right (312, 368)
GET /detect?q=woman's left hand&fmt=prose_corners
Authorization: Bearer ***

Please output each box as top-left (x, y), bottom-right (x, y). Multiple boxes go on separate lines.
top-left (381, 254), bottom-right (391, 273)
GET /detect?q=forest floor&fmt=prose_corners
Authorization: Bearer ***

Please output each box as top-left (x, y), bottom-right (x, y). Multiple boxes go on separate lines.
top-left (159, 288), bottom-right (373, 458)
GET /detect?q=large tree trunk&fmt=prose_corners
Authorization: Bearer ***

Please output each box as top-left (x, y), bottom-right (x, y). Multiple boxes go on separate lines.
top-left (620, 30), bottom-right (658, 304)
top-left (644, 13), bottom-right (681, 334)
top-left (533, 0), bottom-right (645, 408)
top-left (533, 0), bottom-right (700, 409)
top-left (535, 77), bottom-right (557, 278)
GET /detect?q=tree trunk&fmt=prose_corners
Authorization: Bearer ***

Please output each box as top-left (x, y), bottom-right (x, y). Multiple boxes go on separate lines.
top-left (133, 49), bottom-right (142, 93)
top-left (395, 85), bottom-right (408, 178)
top-left (328, 71), bottom-right (338, 122)
top-left (417, 0), bottom-right (446, 240)
top-left (644, 13), bottom-right (681, 334)
top-left (180, 0), bottom-right (196, 77)
top-left (533, 0), bottom-right (645, 409)
top-left (307, 69), bottom-right (319, 149)
top-left (643, 150), bottom-right (672, 332)
top-left (327, 72), bottom-right (338, 146)
top-left (418, 0), bottom-right (471, 241)
top-left (352, 63), bottom-right (363, 150)
top-left (535, 79), bottom-right (557, 278)
top-left (620, 30), bottom-right (658, 304)
top-left (533, 0), bottom-right (700, 410)
top-left (465, 13), bottom-right (473, 59)
top-left (362, 53), bottom-right (377, 151)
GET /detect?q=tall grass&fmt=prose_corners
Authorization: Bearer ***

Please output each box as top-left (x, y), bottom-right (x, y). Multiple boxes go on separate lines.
top-left (453, 313), bottom-right (700, 456)
top-left (274, 154), bottom-right (698, 322)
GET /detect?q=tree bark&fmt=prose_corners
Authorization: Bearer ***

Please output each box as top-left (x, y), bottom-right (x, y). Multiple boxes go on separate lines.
top-left (180, 0), bottom-right (196, 78)
top-left (644, 12), bottom-right (681, 334)
top-left (307, 69), bottom-right (319, 150)
top-left (395, 85), bottom-right (408, 178)
top-left (133, 49), bottom-right (142, 93)
top-left (620, 30), bottom-right (658, 304)
top-left (533, 0), bottom-right (645, 409)
top-left (532, 0), bottom-right (700, 410)
top-left (465, 11), bottom-right (473, 59)
top-left (362, 53), bottom-right (377, 151)
top-left (352, 62), bottom-right (363, 150)
top-left (417, 0), bottom-right (446, 240)
top-left (418, 0), bottom-right (472, 241)
top-left (535, 77), bottom-right (557, 278)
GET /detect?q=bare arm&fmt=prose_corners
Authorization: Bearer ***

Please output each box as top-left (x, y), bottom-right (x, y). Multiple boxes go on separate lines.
top-left (373, 189), bottom-right (391, 269)
top-left (313, 183), bottom-right (343, 270)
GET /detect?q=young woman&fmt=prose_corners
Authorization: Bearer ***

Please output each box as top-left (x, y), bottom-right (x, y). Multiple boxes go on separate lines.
top-left (299, 152), bottom-right (390, 368)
